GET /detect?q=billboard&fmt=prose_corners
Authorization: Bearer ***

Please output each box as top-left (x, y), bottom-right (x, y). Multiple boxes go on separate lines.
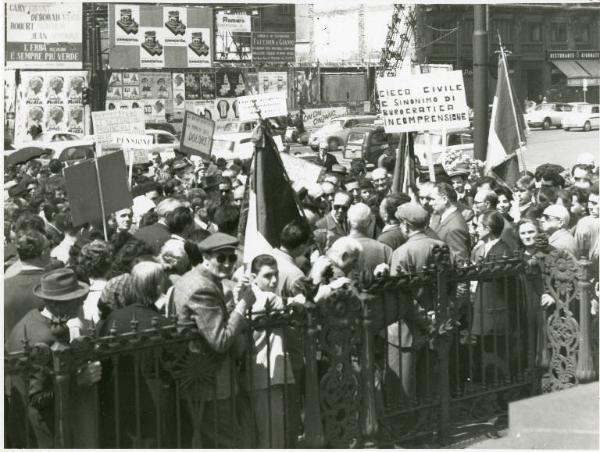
top-left (109, 4), bottom-right (213, 69)
top-left (5, 2), bottom-right (83, 69)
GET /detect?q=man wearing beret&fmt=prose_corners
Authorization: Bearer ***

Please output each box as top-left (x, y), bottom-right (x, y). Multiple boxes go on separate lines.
top-left (171, 232), bottom-right (254, 447)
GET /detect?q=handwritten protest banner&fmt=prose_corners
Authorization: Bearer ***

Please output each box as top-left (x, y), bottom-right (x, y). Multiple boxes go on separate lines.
top-left (292, 106), bottom-right (348, 130)
top-left (377, 70), bottom-right (469, 133)
top-left (237, 91), bottom-right (288, 121)
top-left (180, 110), bottom-right (215, 158)
top-left (92, 108), bottom-right (145, 146)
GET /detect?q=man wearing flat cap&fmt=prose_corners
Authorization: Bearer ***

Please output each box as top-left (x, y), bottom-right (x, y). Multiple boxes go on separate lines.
top-left (5, 268), bottom-right (101, 448)
top-left (384, 204), bottom-right (446, 405)
top-left (171, 232), bottom-right (254, 447)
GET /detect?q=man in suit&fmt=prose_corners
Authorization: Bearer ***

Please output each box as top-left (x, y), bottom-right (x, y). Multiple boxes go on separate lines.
top-left (6, 268), bottom-right (100, 448)
top-left (346, 203), bottom-right (392, 276)
top-left (315, 191), bottom-right (352, 248)
top-left (429, 182), bottom-right (471, 263)
top-left (134, 198), bottom-right (183, 254)
top-left (314, 142), bottom-right (339, 172)
top-left (377, 193), bottom-right (410, 250)
top-left (472, 189), bottom-right (517, 252)
top-left (4, 230), bottom-right (52, 336)
top-left (171, 232), bottom-right (255, 448)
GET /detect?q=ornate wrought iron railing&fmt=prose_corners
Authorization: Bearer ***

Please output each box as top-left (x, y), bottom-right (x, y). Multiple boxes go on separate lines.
top-left (5, 247), bottom-right (597, 448)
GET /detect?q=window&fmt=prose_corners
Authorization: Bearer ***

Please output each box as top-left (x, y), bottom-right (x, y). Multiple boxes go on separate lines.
top-left (592, 106), bottom-right (599, 114)
top-left (347, 133), bottom-right (366, 146)
top-left (574, 23), bottom-right (590, 43)
top-left (243, 122), bottom-right (255, 131)
top-left (527, 23), bottom-right (542, 42)
top-left (447, 132), bottom-right (473, 146)
top-left (551, 22), bottom-right (567, 42)
top-left (369, 132), bottom-right (388, 145)
top-left (157, 133), bottom-right (175, 144)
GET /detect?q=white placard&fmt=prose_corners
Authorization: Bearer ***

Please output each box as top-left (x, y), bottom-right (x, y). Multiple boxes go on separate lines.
top-left (280, 152), bottom-right (324, 190)
top-left (377, 70), bottom-right (470, 133)
top-left (237, 92), bottom-right (288, 121)
top-left (92, 108), bottom-right (145, 146)
top-left (215, 11), bottom-right (251, 32)
top-left (111, 133), bottom-right (152, 148)
top-left (181, 111), bottom-right (215, 158)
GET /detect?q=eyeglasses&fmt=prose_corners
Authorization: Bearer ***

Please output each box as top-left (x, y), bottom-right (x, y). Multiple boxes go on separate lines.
top-left (574, 177), bottom-right (590, 182)
top-left (220, 189), bottom-right (232, 195)
top-left (216, 253), bottom-right (237, 264)
top-left (333, 204), bottom-right (349, 211)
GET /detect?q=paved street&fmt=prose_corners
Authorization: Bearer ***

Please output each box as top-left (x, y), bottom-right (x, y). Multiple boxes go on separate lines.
top-left (523, 127), bottom-right (599, 171)
top-left (288, 126), bottom-right (599, 173)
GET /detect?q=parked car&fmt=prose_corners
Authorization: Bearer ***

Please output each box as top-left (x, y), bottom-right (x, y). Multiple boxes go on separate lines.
top-left (524, 102), bottom-right (574, 129)
top-left (144, 129), bottom-right (180, 153)
top-left (413, 128), bottom-right (474, 165)
top-left (33, 131), bottom-right (85, 142)
top-left (216, 120), bottom-right (258, 134)
top-left (145, 121), bottom-right (178, 137)
top-left (342, 125), bottom-right (400, 164)
top-left (309, 115), bottom-right (377, 151)
top-left (562, 104), bottom-right (600, 131)
top-left (211, 136), bottom-right (255, 161)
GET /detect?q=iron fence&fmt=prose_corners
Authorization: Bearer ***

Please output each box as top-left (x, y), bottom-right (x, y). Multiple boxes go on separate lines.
top-left (5, 246), bottom-right (597, 448)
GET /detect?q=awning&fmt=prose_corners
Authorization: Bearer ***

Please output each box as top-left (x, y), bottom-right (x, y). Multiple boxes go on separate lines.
top-left (552, 60), bottom-right (600, 87)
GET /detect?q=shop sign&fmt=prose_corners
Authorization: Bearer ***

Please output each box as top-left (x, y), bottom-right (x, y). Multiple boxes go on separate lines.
top-left (6, 2), bottom-right (82, 69)
top-left (252, 32), bottom-right (295, 64)
top-left (215, 11), bottom-right (252, 32)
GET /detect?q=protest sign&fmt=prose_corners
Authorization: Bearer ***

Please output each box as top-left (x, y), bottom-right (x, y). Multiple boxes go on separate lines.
top-left (64, 151), bottom-right (132, 227)
top-left (236, 91), bottom-right (287, 121)
top-left (180, 110), bottom-right (215, 158)
top-left (377, 70), bottom-right (469, 133)
top-left (111, 133), bottom-right (152, 165)
top-left (280, 153), bottom-right (324, 190)
top-left (92, 108), bottom-right (145, 146)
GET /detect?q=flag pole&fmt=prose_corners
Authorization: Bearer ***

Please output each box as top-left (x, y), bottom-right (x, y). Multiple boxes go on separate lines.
top-left (497, 32), bottom-right (527, 172)
top-left (93, 156), bottom-right (109, 241)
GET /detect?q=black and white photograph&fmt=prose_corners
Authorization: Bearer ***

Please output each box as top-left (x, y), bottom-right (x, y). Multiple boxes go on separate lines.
top-left (3, 1), bottom-right (599, 451)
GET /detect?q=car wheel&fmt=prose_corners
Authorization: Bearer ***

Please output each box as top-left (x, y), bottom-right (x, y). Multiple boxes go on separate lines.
top-left (583, 121), bottom-right (591, 132)
top-left (542, 118), bottom-right (551, 130)
top-left (328, 137), bottom-right (340, 151)
top-left (564, 127), bottom-right (570, 131)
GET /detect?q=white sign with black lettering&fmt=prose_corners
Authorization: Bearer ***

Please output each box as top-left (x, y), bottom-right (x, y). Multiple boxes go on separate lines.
top-left (92, 108), bottom-right (145, 146)
top-left (180, 110), bottom-right (215, 158)
top-left (377, 70), bottom-right (470, 133)
top-left (111, 133), bottom-right (152, 165)
top-left (236, 91), bottom-right (287, 121)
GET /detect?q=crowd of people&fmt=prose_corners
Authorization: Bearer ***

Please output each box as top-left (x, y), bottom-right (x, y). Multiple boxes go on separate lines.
top-left (4, 136), bottom-right (599, 447)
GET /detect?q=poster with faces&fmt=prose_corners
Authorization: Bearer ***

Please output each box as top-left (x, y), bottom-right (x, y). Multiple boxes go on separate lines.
top-left (139, 72), bottom-right (154, 99)
top-left (152, 73), bottom-right (172, 99)
top-left (66, 74), bottom-right (86, 104)
top-left (115, 4), bottom-right (141, 46)
top-left (258, 72), bottom-right (287, 94)
top-left (66, 105), bottom-right (85, 134)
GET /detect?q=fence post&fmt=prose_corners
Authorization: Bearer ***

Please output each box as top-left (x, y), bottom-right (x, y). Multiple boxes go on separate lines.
top-left (51, 329), bottom-right (73, 448)
top-left (303, 305), bottom-right (325, 448)
top-left (434, 248), bottom-right (452, 446)
top-left (360, 293), bottom-right (379, 447)
top-left (576, 257), bottom-right (597, 382)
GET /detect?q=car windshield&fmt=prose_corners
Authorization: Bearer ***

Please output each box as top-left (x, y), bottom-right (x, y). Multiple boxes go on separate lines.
top-left (415, 133), bottom-right (442, 146)
top-left (323, 119), bottom-right (345, 129)
top-left (347, 133), bottom-right (366, 146)
top-left (534, 104), bottom-right (553, 111)
top-left (221, 123), bottom-right (242, 132)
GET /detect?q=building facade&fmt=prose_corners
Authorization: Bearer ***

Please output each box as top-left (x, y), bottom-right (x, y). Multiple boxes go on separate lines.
top-left (416, 3), bottom-right (600, 105)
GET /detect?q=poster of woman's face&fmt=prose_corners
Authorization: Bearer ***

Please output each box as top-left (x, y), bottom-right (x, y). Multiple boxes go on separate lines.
top-left (47, 76), bottom-right (65, 98)
top-left (67, 76), bottom-right (85, 98)
top-left (67, 106), bottom-right (84, 133)
top-left (26, 76), bottom-right (44, 101)
top-left (27, 106), bottom-right (44, 126)
top-left (46, 105), bottom-right (65, 130)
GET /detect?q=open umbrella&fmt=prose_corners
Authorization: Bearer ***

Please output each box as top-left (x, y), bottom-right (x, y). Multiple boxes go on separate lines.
top-left (4, 146), bottom-right (52, 166)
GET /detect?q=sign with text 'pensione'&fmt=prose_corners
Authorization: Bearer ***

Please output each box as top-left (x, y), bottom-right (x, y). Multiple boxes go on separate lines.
top-left (92, 108), bottom-right (145, 146)
top-left (111, 133), bottom-right (152, 164)
top-left (180, 110), bottom-right (215, 158)
top-left (377, 70), bottom-right (470, 133)
top-left (237, 91), bottom-right (288, 121)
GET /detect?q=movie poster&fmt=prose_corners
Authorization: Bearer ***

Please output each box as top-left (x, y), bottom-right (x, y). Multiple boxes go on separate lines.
top-left (115, 4), bottom-right (141, 46)
top-left (152, 73), bottom-right (172, 99)
top-left (139, 27), bottom-right (165, 68)
top-left (139, 72), bottom-right (154, 99)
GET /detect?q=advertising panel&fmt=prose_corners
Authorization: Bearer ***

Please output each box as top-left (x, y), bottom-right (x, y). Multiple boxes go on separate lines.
top-left (252, 32), bottom-right (295, 64)
top-left (14, 71), bottom-right (88, 144)
top-left (109, 4), bottom-right (213, 69)
top-left (6, 2), bottom-right (82, 69)
top-left (214, 11), bottom-right (252, 62)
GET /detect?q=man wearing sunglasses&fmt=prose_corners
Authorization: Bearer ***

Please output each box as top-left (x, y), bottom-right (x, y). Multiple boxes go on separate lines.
top-left (171, 232), bottom-right (255, 447)
top-left (315, 191), bottom-right (352, 243)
